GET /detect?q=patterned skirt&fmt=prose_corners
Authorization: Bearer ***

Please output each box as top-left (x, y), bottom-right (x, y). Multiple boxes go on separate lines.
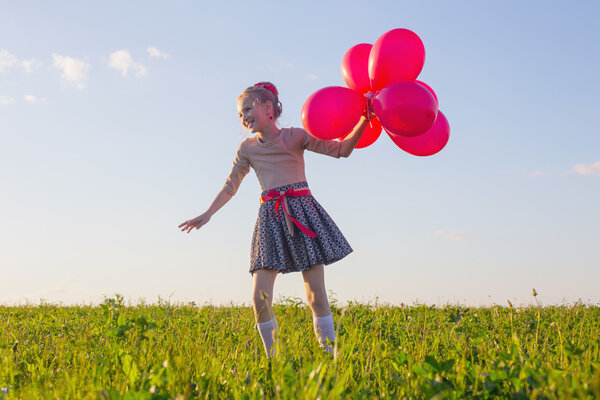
top-left (250, 181), bottom-right (353, 274)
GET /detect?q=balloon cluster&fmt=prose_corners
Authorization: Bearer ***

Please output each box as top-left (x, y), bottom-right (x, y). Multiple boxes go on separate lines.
top-left (301, 28), bottom-right (450, 156)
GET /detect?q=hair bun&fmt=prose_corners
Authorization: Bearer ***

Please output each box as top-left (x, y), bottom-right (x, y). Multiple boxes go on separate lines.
top-left (254, 82), bottom-right (278, 99)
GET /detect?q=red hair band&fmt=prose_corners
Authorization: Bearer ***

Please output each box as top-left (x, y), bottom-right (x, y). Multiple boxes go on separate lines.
top-left (254, 82), bottom-right (278, 99)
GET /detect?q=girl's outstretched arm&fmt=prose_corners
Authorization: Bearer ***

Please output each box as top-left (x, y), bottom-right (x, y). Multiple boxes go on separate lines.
top-left (178, 189), bottom-right (233, 233)
top-left (339, 116), bottom-right (370, 157)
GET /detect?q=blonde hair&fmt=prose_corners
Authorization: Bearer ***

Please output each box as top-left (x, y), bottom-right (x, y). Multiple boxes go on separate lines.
top-left (238, 82), bottom-right (283, 119)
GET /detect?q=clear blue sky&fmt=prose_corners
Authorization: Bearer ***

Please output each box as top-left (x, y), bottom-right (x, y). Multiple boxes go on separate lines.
top-left (2, 1), bottom-right (599, 306)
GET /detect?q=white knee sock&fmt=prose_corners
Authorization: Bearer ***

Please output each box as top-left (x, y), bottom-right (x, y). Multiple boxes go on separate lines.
top-left (257, 317), bottom-right (278, 357)
top-left (313, 314), bottom-right (335, 354)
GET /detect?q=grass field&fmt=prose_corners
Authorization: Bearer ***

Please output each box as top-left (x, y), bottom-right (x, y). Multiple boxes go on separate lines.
top-left (1, 295), bottom-right (599, 399)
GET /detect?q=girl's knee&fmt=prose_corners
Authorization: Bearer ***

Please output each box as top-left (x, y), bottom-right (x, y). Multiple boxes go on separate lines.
top-left (253, 290), bottom-right (273, 319)
top-left (253, 288), bottom-right (271, 305)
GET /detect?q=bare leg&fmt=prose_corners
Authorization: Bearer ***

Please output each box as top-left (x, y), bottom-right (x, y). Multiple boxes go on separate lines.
top-left (303, 264), bottom-right (335, 353)
top-left (302, 264), bottom-right (331, 317)
top-left (252, 269), bottom-right (278, 323)
top-left (252, 269), bottom-right (279, 357)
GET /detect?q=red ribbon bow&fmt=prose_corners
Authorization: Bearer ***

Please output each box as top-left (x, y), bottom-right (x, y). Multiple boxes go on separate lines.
top-left (254, 82), bottom-right (278, 99)
top-left (260, 187), bottom-right (317, 238)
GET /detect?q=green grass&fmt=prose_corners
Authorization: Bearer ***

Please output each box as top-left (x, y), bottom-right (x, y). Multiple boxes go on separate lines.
top-left (1, 296), bottom-right (599, 399)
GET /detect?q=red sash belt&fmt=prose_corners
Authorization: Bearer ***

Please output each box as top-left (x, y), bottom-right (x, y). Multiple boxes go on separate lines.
top-left (260, 187), bottom-right (317, 238)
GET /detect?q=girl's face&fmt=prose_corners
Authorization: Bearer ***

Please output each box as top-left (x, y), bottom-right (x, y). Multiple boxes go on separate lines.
top-left (237, 96), bottom-right (270, 133)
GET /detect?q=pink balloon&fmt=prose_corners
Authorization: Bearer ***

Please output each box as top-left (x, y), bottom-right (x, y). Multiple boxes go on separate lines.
top-left (369, 28), bottom-right (425, 91)
top-left (373, 81), bottom-right (438, 137)
top-left (341, 43), bottom-right (372, 94)
top-left (301, 86), bottom-right (365, 140)
top-left (339, 117), bottom-right (382, 149)
top-left (415, 80), bottom-right (439, 107)
top-left (388, 110), bottom-right (450, 156)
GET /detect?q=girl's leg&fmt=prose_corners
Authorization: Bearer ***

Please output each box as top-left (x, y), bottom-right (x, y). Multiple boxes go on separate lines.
top-left (302, 264), bottom-right (331, 317)
top-left (252, 269), bottom-right (277, 322)
top-left (252, 269), bottom-right (278, 357)
top-left (302, 264), bottom-right (335, 353)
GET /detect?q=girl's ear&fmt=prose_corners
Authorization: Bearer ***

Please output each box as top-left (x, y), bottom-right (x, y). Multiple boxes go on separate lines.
top-left (264, 100), bottom-right (273, 113)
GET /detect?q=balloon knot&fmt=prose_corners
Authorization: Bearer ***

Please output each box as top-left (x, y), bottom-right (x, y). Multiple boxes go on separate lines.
top-left (364, 91), bottom-right (377, 102)
top-left (363, 91), bottom-right (376, 124)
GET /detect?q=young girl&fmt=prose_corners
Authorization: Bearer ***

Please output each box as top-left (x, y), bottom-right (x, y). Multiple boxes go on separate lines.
top-left (179, 82), bottom-right (371, 357)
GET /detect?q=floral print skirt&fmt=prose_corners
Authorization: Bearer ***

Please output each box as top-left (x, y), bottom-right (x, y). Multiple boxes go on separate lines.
top-left (250, 181), bottom-right (353, 274)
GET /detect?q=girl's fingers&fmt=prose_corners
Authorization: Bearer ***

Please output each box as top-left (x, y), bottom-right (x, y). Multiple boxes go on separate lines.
top-left (179, 220), bottom-right (195, 228)
top-left (179, 217), bottom-right (207, 232)
top-left (179, 221), bottom-right (194, 232)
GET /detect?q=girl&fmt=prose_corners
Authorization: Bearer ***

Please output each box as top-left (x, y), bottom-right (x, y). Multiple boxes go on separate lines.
top-left (179, 82), bottom-right (371, 357)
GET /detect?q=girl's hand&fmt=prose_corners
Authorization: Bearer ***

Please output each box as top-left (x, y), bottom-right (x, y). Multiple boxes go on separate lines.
top-left (178, 212), bottom-right (211, 233)
top-left (363, 108), bottom-right (376, 121)
top-left (362, 97), bottom-right (376, 121)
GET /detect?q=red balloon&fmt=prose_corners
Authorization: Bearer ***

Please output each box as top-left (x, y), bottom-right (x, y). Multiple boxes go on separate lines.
top-left (301, 86), bottom-right (365, 140)
top-left (369, 28), bottom-right (425, 91)
top-left (388, 110), bottom-right (450, 156)
top-left (416, 80), bottom-right (439, 107)
top-left (339, 117), bottom-right (382, 149)
top-left (373, 81), bottom-right (438, 137)
top-left (341, 43), bottom-right (372, 94)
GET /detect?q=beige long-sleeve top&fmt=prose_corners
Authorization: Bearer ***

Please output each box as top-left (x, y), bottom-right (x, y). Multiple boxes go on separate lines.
top-left (222, 127), bottom-right (342, 195)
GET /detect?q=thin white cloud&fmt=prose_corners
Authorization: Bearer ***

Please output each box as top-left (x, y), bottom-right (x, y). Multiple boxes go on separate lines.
top-left (531, 171), bottom-right (552, 177)
top-left (435, 230), bottom-right (467, 241)
top-left (108, 49), bottom-right (147, 78)
top-left (0, 49), bottom-right (18, 72)
top-left (20, 59), bottom-right (43, 73)
top-left (0, 95), bottom-right (15, 105)
top-left (0, 50), bottom-right (43, 74)
top-left (305, 74), bottom-right (318, 81)
top-left (52, 53), bottom-right (90, 90)
top-left (24, 94), bottom-right (47, 104)
top-left (147, 46), bottom-right (170, 59)
top-left (572, 161), bottom-right (600, 175)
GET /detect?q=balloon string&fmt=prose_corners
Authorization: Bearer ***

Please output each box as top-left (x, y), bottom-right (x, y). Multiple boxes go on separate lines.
top-left (365, 91), bottom-right (376, 128)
